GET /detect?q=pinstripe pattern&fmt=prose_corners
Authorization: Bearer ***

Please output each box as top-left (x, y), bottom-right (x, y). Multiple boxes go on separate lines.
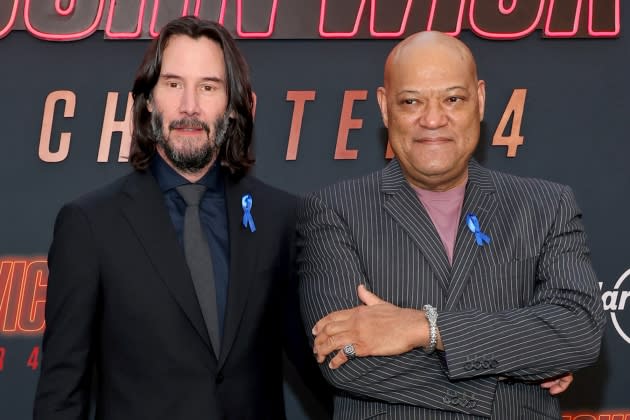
top-left (297, 159), bottom-right (605, 419)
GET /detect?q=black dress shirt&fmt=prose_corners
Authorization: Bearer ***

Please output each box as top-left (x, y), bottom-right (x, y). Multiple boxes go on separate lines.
top-left (150, 155), bottom-right (229, 336)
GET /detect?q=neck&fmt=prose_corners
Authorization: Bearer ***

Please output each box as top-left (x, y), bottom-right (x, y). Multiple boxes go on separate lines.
top-left (406, 168), bottom-right (469, 192)
top-left (178, 166), bottom-right (213, 183)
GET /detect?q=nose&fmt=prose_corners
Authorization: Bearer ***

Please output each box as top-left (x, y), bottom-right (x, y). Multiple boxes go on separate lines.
top-left (179, 86), bottom-right (200, 116)
top-left (419, 100), bottom-right (447, 129)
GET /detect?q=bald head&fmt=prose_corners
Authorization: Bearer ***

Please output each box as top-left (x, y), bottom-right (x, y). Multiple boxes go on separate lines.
top-left (376, 31), bottom-right (485, 191)
top-left (384, 31), bottom-right (478, 89)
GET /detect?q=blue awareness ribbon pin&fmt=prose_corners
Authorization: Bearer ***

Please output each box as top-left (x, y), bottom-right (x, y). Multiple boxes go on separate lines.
top-left (241, 194), bottom-right (256, 232)
top-left (465, 213), bottom-right (490, 246)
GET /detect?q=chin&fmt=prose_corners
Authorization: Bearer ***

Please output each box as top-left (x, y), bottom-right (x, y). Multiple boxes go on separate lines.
top-left (411, 159), bottom-right (449, 173)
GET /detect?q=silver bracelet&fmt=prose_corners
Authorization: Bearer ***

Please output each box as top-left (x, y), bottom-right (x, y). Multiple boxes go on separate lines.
top-left (422, 304), bottom-right (438, 354)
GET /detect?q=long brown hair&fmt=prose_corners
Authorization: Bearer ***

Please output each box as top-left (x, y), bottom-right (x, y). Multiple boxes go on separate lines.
top-left (130, 16), bottom-right (254, 178)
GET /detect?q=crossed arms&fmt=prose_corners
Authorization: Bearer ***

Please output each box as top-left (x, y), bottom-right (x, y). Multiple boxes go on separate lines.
top-left (297, 186), bottom-right (604, 416)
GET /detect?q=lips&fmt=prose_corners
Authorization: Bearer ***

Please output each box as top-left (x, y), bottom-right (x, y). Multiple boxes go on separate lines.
top-left (169, 118), bottom-right (209, 132)
top-left (414, 136), bottom-right (452, 143)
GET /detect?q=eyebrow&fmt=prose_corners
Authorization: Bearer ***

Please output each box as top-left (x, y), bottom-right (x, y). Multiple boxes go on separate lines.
top-left (159, 73), bottom-right (225, 84)
top-left (445, 86), bottom-right (468, 92)
top-left (398, 86), bottom-right (469, 95)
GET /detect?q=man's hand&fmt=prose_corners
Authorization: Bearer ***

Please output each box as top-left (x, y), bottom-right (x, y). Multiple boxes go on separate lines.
top-left (312, 285), bottom-right (427, 369)
top-left (540, 373), bottom-right (574, 395)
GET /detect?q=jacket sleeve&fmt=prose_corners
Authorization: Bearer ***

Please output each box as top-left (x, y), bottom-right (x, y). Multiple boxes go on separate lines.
top-left (297, 192), bottom-right (497, 417)
top-left (282, 194), bottom-right (334, 417)
top-left (33, 203), bottom-right (100, 420)
top-left (437, 186), bottom-right (605, 381)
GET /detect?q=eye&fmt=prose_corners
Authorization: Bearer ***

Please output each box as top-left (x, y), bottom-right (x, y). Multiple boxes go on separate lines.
top-left (201, 84), bottom-right (215, 92)
top-left (446, 96), bottom-right (463, 103)
top-left (166, 80), bottom-right (182, 89)
top-left (402, 98), bottom-right (417, 105)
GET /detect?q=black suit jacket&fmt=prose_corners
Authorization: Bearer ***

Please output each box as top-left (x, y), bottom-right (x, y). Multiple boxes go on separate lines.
top-left (34, 169), bottom-right (300, 420)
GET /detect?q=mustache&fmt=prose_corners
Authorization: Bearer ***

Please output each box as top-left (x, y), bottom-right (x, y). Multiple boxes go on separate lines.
top-left (169, 118), bottom-right (210, 132)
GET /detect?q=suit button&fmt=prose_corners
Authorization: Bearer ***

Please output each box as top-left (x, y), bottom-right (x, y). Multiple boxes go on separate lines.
top-left (216, 373), bottom-right (224, 384)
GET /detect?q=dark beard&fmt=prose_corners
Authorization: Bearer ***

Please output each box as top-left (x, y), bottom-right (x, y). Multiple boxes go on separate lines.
top-left (151, 112), bottom-right (229, 174)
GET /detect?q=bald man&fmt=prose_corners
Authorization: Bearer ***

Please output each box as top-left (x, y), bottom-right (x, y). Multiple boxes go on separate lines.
top-left (297, 32), bottom-right (604, 419)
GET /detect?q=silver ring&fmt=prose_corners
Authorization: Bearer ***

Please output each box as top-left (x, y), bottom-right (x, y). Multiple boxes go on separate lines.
top-left (342, 344), bottom-right (357, 360)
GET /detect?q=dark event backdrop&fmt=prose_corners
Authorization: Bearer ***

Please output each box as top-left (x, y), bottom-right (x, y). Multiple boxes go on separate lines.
top-left (0, 1), bottom-right (628, 419)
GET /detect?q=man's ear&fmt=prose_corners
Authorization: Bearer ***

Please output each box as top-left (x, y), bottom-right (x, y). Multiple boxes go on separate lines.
top-left (376, 87), bottom-right (389, 128)
top-left (146, 97), bottom-right (153, 113)
top-left (477, 80), bottom-right (486, 121)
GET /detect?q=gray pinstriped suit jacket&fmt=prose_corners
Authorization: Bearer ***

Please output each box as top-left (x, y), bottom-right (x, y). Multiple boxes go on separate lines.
top-left (297, 158), bottom-right (605, 419)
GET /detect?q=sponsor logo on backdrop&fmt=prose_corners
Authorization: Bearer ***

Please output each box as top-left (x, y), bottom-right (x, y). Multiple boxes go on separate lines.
top-left (600, 268), bottom-right (630, 344)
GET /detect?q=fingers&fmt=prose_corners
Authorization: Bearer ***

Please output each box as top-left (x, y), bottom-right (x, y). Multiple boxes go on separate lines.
top-left (311, 285), bottom-right (388, 368)
top-left (312, 309), bottom-right (361, 364)
top-left (546, 381), bottom-right (564, 396)
top-left (314, 332), bottom-right (355, 363)
top-left (540, 373), bottom-right (574, 395)
top-left (328, 350), bottom-right (349, 369)
top-left (358, 284), bottom-right (384, 306)
top-left (313, 285), bottom-right (383, 336)
top-left (321, 342), bottom-right (360, 369)
top-left (550, 373), bottom-right (573, 395)
top-left (312, 308), bottom-right (354, 335)
top-left (314, 318), bottom-right (349, 341)
top-left (539, 379), bottom-right (559, 393)
top-left (561, 372), bottom-right (574, 386)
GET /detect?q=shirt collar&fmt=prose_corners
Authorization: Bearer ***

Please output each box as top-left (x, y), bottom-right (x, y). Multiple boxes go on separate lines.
top-left (150, 153), bottom-right (224, 194)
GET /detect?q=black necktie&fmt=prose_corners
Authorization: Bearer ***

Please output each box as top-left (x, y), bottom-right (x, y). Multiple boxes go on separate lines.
top-left (176, 184), bottom-right (221, 356)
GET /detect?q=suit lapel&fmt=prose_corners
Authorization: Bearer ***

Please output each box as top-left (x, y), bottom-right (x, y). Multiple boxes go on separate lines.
top-left (446, 160), bottom-right (498, 310)
top-left (119, 171), bottom-right (213, 353)
top-left (218, 174), bottom-right (259, 368)
top-left (381, 160), bottom-right (451, 294)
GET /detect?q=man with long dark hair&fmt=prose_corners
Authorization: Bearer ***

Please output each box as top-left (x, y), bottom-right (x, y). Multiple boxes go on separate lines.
top-left (34, 16), bottom-right (313, 420)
